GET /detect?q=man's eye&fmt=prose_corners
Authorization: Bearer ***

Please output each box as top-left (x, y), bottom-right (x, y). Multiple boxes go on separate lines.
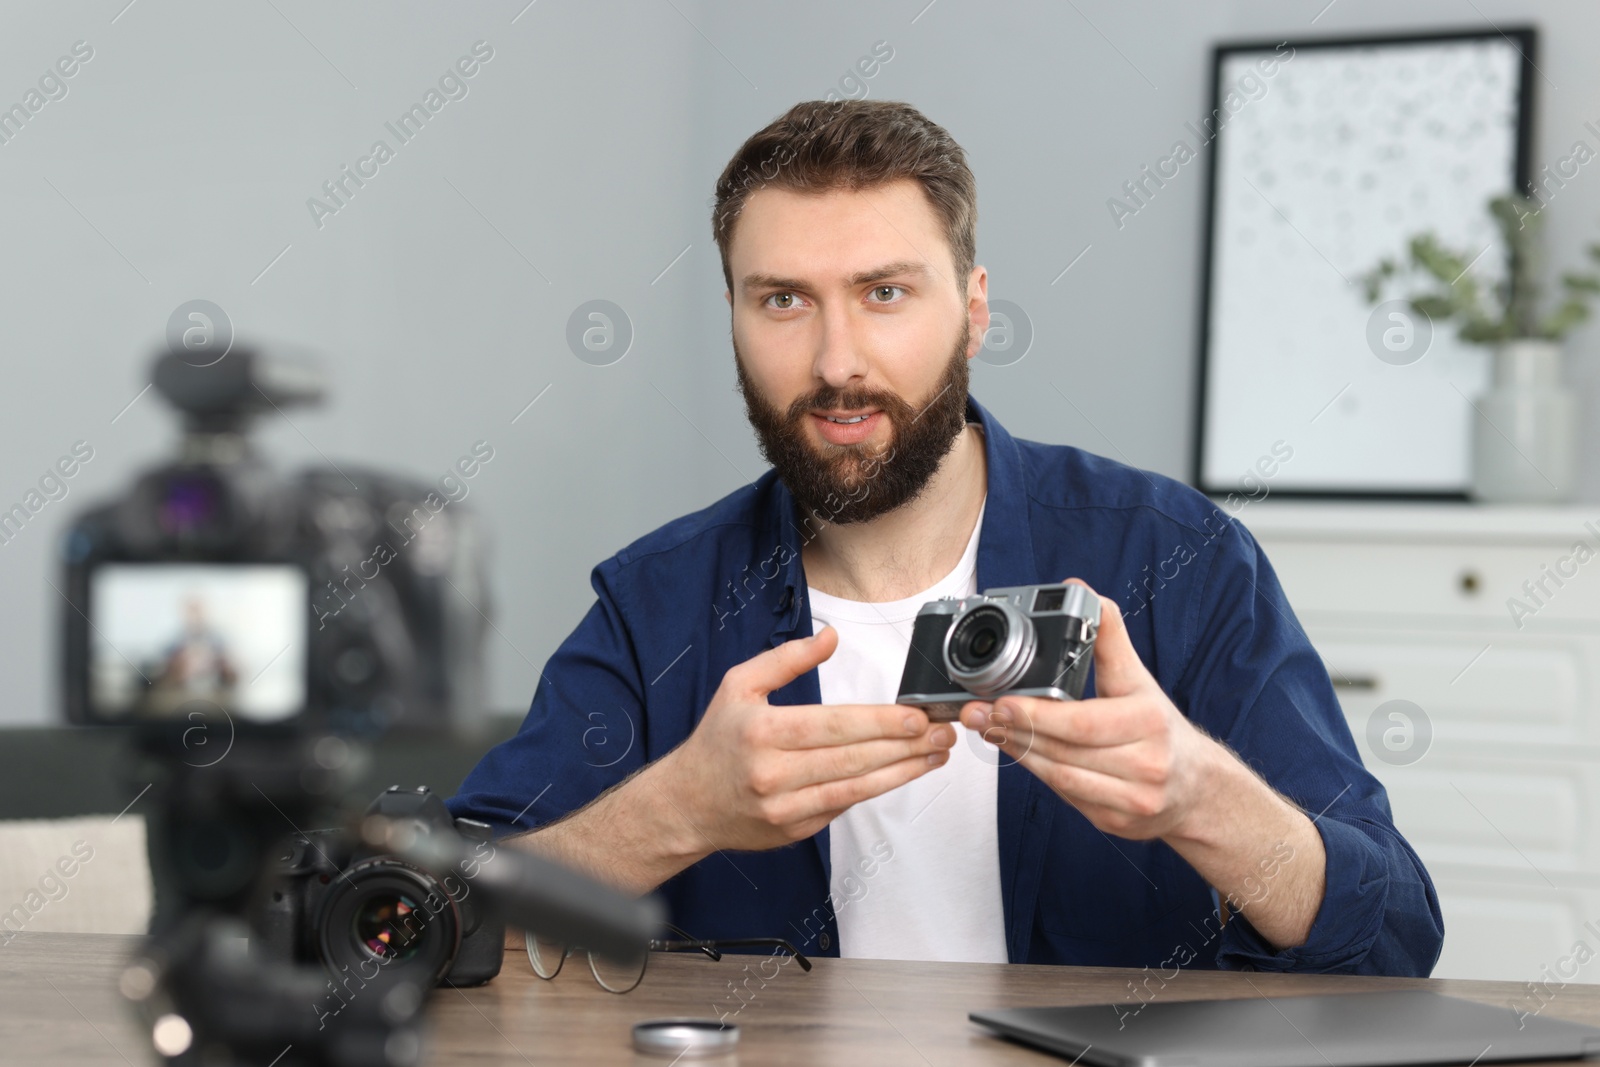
top-left (765, 292), bottom-right (799, 310)
top-left (869, 285), bottom-right (905, 303)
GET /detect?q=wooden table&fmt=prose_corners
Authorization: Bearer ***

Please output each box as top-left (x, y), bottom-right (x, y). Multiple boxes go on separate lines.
top-left (4, 931), bottom-right (1598, 1065)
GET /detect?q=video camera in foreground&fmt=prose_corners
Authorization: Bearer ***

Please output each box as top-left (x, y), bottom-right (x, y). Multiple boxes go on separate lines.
top-left (56, 342), bottom-right (666, 1066)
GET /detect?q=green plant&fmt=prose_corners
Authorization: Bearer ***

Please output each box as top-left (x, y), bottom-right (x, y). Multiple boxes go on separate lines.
top-left (1361, 193), bottom-right (1600, 343)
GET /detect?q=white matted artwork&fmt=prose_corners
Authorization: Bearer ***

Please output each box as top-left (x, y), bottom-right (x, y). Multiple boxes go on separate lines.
top-left (1196, 30), bottom-right (1533, 496)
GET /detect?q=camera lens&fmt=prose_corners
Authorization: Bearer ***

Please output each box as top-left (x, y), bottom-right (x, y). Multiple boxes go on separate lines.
top-left (353, 892), bottom-right (429, 961)
top-left (317, 861), bottom-right (460, 986)
top-left (944, 601), bottom-right (1035, 697)
top-left (950, 608), bottom-right (1007, 671)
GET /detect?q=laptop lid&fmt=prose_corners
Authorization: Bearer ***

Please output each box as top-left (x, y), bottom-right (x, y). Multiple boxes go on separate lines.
top-left (970, 989), bottom-right (1600, 1067)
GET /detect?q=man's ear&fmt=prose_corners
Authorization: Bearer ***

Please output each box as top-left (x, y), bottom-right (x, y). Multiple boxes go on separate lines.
top-left (965, 265), bottom-right (990, 358)
top-left (724, 289), bottom-right (733, 307)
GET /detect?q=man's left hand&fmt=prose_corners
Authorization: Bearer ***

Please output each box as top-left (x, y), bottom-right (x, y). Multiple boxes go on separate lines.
top-left (957, 578), bottom-right (1328, 950)
top-left (957, 578), bottom-right (1223, 842)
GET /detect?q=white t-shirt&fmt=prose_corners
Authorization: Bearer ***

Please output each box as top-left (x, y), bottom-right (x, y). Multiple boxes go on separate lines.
top-left (807, 483), bottom-right (1009, 963)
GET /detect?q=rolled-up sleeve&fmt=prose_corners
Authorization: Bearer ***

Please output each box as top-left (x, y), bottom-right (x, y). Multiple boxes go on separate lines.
top-left (446, 558), bottom-right (647, 836)
top-left (1171, 515), bottom-right (1444, 976)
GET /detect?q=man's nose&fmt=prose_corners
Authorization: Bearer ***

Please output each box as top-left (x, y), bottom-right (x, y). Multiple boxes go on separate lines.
top-left (811, 306), bottom-right (869, 390)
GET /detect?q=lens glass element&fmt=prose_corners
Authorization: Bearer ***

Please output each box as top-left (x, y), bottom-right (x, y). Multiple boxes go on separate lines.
top-left (317, 865), bottom-right (459, 987)
top-left (354, 892), bottom-right (428, 961)
top-left (950, 606), bottom-right (1007, 672)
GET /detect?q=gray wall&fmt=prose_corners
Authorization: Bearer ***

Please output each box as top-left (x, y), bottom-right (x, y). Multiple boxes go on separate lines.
top-left (1, 0), bottom-right (1596, 725)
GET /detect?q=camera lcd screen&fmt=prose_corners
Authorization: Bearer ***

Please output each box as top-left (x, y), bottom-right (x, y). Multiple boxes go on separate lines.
top-left (88, 563), bottom-right (309, 721)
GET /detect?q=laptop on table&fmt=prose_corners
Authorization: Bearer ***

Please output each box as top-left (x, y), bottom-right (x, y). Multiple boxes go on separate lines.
top-left (970, 989), bottom-right (1600, 1067)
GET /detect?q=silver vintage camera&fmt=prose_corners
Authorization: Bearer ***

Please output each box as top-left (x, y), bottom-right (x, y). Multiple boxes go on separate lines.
top-left (895, 583), bottom-right (1101, 722)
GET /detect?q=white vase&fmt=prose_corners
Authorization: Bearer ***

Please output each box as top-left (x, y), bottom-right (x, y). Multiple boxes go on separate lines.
top-left (1470, 339), bottom-right (1578, 503)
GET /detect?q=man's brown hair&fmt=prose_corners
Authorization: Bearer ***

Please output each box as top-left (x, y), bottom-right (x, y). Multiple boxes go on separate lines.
top-left (711, 100), bottom-right (978, 294)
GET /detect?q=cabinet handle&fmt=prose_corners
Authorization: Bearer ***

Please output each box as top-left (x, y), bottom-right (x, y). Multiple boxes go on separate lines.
top-left (1331, 675), bottom-right (1380, 691)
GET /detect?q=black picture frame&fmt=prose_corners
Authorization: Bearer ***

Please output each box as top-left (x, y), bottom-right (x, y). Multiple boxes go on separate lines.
top-left (1191, 26), bottom-right (1537, 500)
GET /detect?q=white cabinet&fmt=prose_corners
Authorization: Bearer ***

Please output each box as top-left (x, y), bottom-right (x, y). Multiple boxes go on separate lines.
top-left (1237, 502), bottom-right (1600, 982)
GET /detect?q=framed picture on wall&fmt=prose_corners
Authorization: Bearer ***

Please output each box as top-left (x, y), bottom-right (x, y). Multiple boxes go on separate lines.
top-left (1193, 27), bottom-right (1536, 498)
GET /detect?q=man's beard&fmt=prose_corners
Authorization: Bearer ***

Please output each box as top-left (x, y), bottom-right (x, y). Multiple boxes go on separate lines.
top-left (734, 323), bottom-right (971, 526)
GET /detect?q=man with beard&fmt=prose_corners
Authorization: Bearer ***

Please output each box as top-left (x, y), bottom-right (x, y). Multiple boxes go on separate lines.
top-left (448, 101), bottom-right (1442, 976)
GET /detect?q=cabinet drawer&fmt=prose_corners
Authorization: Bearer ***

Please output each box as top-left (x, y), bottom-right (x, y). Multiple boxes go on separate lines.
top-left (1429, 877), bottom-right (1600, 982)
top-left (1308, 627), bottom-right (1599, 747)
top-left (1363, 755), bottom-right (1600, 878)
top-left (1262, 539), bottom-right (1600, 627)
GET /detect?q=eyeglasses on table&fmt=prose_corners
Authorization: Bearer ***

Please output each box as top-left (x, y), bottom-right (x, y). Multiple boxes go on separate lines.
top-left (525, 921), bottom-right (812, 994)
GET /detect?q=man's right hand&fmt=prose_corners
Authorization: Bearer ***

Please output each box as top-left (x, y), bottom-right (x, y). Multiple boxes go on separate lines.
top-left (652, 624), bottom-right (954, 855)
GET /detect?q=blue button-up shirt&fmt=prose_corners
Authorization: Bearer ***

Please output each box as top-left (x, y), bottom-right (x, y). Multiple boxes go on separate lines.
top-left (448, 394), bottom-right (1443, 975)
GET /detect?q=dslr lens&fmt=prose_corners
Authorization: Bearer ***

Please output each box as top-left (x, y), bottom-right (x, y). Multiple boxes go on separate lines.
top-left (317, 861), bottom-right (460, 986)
top-left (354, 892), bottom-right (429, 961)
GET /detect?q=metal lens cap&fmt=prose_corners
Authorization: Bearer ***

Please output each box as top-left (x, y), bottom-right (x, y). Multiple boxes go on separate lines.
top-left (632, 1019), bottom-right (739, 1058)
